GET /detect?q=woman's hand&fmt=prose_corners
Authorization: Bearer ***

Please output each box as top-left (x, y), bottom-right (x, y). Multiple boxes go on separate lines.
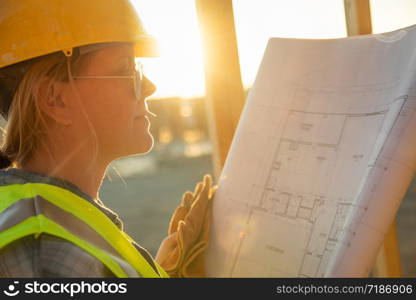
top-left (155, 174), bottom-right (218, 277)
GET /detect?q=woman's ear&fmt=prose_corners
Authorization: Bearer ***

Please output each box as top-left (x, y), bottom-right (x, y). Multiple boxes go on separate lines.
top-left (141, 76), bottom-right (157, 99)
top-left (37, 77), bottom-right (73, 126)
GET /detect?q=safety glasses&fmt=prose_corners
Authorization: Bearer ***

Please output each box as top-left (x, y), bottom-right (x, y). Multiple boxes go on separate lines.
top-left (71, 60), bottom-right (144, 100)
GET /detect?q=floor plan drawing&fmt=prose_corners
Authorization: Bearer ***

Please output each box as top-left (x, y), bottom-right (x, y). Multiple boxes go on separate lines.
top-left (205, 25), bottom-right (416, 277)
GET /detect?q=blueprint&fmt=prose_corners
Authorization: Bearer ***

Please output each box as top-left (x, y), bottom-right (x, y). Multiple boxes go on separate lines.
top-left (205, 24), bottom-right (416, 277)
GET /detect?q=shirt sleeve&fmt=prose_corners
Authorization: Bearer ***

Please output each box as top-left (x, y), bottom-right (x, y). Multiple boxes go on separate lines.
top-left (0, 234), bottom-right (116, 278)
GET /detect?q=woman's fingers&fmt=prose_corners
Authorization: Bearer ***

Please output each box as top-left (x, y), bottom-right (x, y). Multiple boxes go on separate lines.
top-left (171, 174), bottom-right (215, 240)
top-left (192, 181), bottom-right (204, 198)
top-left (184, 174), bottom-right (213, 234)
top-left (168, 205), bottom-right (189, 235)
top-left (169, 191), bottom-right (193, 234)
top-left (180, 191), bottom-right (194, 207)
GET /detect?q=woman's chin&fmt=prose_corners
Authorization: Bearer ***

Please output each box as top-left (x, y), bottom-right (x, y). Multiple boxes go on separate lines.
top-left (136, 134), bottom-right (154, 154)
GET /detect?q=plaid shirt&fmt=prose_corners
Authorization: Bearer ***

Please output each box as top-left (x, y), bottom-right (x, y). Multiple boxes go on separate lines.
top-left (0, 168), bottom-right (160, 277)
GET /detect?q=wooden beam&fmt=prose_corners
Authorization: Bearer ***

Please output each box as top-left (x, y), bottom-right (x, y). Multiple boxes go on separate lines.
top-left (196, 0), bottom-right (403, 277)
top-left (372, 222), bottom-right (402, 277)
top-left (195, 0), bottom-right (245, 179)
top-left (344, 0), bottom-right (372, 35)
top-left (344, 0), bottom-right (402, 278)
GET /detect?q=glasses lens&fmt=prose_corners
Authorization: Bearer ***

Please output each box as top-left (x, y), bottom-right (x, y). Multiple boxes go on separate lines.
top-left (134, 61), bottom-right (144, 100)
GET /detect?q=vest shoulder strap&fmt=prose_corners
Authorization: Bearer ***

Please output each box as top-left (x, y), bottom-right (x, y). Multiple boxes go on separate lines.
top-left (0, 183), bottom-right (169, 278)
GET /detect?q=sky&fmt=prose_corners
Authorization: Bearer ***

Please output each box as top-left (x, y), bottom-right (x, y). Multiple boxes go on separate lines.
top-left (131, 0), bottom-right (416, 99)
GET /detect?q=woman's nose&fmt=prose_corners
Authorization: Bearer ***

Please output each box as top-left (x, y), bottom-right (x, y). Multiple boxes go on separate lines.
top-left (141, 76), bottom-right (156, 99)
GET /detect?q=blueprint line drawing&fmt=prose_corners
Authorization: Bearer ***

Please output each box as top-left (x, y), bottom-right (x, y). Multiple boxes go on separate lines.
top-left (205, 24), bottom-right (416, 277)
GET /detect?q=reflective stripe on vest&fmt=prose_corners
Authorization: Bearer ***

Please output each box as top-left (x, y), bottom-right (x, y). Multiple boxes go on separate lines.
top-left (0, 183), bottom-right (169, 278)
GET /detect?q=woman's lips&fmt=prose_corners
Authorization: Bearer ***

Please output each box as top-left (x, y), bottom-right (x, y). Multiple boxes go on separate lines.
top-left (135, 110), bottom-right (157, 119)
top-left (146, 110), bottom-right (157, 117)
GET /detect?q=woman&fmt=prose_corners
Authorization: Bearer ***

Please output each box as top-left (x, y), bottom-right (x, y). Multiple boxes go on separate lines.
top-left (0, 0), bottom-right (217, 278)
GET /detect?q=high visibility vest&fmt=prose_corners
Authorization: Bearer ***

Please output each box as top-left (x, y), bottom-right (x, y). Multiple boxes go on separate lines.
top-left (0, 183), bottom-right (169, 278)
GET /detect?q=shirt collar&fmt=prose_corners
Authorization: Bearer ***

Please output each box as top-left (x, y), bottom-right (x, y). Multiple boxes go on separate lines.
top-left (0, 168), bottom-right (123, 230)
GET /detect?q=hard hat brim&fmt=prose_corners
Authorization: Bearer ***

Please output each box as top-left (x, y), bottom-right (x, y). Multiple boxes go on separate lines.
top-left (0, 0), bottom-right (160, 68)
top-left (134, 35), bottom-right (160, 57)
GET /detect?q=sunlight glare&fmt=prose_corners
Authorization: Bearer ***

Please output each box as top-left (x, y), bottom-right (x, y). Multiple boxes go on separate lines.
top-left (130, 0), bottom-right (416, 98)
top-left (131, 0), bottom-right (205, 99)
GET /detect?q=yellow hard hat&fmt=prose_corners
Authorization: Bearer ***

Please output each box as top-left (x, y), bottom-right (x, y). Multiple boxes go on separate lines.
top-left (0, 0), bottom-right (159, 69)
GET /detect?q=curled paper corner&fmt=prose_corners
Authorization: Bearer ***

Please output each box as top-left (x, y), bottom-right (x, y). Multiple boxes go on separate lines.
top-left (374, 29), bottom-right (407, 43)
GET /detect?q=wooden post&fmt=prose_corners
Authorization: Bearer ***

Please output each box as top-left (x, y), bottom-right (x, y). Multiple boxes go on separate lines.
top-left (195, 0), bottom-right (245, 180)
top-left (344, 0), bottom-right (402, 277)
top-left (344, 0), bottom-right (372, 35)
top-left (372, 223), bottom-right (402, 277)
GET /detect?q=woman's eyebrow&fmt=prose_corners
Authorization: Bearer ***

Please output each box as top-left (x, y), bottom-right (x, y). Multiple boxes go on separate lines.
top-left (114, 56), bottom-right (135, 67)
top-left (115, 54), bottom-right (134, 61)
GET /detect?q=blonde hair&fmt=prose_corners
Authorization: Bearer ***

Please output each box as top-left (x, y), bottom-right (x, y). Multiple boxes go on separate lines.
top-left (0, 50), bottom-right (96, 169)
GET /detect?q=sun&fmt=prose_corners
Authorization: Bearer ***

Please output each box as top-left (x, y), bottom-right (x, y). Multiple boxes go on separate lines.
top-left (131, 0), bottom-right (205, 99)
